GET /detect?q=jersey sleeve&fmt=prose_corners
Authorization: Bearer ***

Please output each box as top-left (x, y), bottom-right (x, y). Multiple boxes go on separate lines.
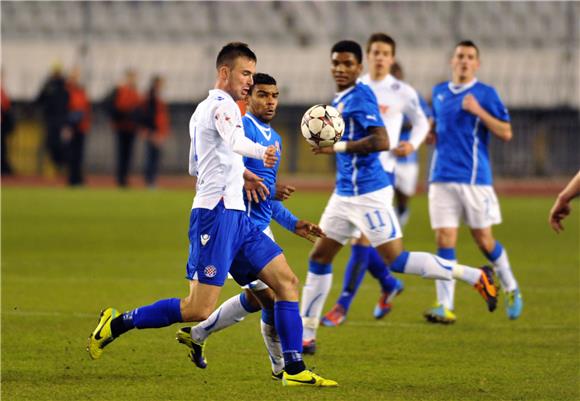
top-left (271, 200), bottom-right (298, 233)
top-left (484, 87), bottom-right (510, 122)
top-left (402, 89), bottom-right (430, 150)
top-left (214, 102), bottom-right (267, 159)
top-left (350, 88), bottom-right (384, 130)
top-left (419, 94), bottom-right (433, 119)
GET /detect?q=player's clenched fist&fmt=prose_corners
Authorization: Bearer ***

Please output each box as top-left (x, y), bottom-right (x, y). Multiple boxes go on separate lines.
top-left (263, 145), bottom-right (278, 167)
top-left (462, 93), bottom-right (483, 115)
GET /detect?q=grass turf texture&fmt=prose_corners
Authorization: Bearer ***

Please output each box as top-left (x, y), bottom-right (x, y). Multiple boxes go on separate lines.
top-left (2, 187), bottom-right (578, 401)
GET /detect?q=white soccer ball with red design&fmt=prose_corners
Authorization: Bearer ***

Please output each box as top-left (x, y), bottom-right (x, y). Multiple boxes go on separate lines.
top-left (300, 104), bottom-right (345, 147)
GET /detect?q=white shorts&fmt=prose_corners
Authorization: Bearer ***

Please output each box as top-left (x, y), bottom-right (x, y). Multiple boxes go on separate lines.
top-left (319, 186), bottom-right (402, 247)
top-left (394, 162), bottom-right (419, 197)
top-left (241, 226), bottom-right (274, 292)
top-left (428, 183), bottom-right (502, 229)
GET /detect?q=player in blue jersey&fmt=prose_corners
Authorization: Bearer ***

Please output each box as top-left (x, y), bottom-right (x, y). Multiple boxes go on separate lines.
top-left (300, 40), bottom-right (499, 355)
top-left (391, 62), bottom-right (433, 227)
top-left (424, 40), bottom-right (523, 323)
top-left (176, 73), bottom-right (325, 380)
top-left (87, 43), bottom-right (336, 387)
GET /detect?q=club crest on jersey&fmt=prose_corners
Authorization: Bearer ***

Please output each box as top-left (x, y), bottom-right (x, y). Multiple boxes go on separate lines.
top-left (200, 234), bottom-right (210, 246)
top-left (204, 265), bottom-right (217, 278)
top-left (336, 102), bottom-right (345, 113)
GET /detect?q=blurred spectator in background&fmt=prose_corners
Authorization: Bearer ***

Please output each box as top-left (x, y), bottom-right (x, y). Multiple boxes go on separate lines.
top-left (63, 66), bottom-right (91, 186)
top-left (36, 63), bottom-right (69, 171)
top-left (1, 71), bottom-right (16, 175)
top-left (141, 75), bottom-right (170, 188)
top-left (105, 69), bottom-right (141, 187)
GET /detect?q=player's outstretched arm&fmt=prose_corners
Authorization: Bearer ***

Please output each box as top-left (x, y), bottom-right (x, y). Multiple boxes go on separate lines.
top-left (313, 126), bottom-right (389, 155)
top-left (549, 170), bottom-right (580, 233)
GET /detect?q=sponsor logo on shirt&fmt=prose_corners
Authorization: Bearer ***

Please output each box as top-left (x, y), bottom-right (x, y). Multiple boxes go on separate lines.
top-left (437, 94), bottom-right (445, 102)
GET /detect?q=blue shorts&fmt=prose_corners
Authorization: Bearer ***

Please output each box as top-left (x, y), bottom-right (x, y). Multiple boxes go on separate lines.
top-left (186, 201), bottom-right (282, 287)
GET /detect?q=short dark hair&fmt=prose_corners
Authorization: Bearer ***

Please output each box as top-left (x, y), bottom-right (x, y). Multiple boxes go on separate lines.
top-left (249, 73), bottom-right (277, 94)
top-left (216, 42), bottom-right (257, 69)
top-left (455, 40), bottom-right (480, 57)
top-left (331, 40), bottom-right (362, 64)
top-left (366, 33), bottom-right (396, 56)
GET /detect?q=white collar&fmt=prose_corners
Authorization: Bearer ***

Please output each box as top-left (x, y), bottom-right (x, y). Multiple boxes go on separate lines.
top-left (448, 78), bottom-right (478, 94)
top-left (209, 88), bottom-right (234, 101)
top-left (245, 112), bottom-right (272, 141)
top-left (334, 85), bottom-right (356, 103)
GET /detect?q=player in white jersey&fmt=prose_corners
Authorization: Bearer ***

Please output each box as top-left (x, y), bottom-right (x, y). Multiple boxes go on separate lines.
top-left (87, 43), bottom-right (336, 387)
top-left (177, 73), bottom-right (325, 380)
top-left (425, 40), bottom-right (523, 323)
top-left (391, 61), bottom-right (433, 227)
top-left (321, 34), bottom-right (430, 327)
top-left (300, 40), bottom-right (498, 355)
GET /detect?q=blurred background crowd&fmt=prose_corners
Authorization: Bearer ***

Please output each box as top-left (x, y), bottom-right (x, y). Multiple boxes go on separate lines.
top-left (1, 1), bottom-right (578, 187)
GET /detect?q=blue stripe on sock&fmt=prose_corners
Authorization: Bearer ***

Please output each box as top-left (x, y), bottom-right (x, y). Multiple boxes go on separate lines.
top-left (390, 251), bottom-right (410, 273)
top-left (308, 260), bottom-right (332, 275)
top-left (437, 247), bottom-right (456, 261)
top-left (484, 241), bottom-right (503, 262)
top-left (239, 293), bottom-right (260, 313)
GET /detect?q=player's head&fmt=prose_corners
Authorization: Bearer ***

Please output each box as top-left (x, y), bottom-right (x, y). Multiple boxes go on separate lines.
top-left (366, 33), bottom-right (396, 79)
top-left (451, 40), bottom-right (480, 83)
top-left (331, 40), bottom-right (363, 91)
top-left (390, 61), bottom-right (404, 80)
top-left (215, 42), bottom-right (257, 101)
top-left (247, 73), bottom-right (279, 123)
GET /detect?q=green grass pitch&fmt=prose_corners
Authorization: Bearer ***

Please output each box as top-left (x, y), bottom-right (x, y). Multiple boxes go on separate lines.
top-left (2, 187), bottom-right (578, 401)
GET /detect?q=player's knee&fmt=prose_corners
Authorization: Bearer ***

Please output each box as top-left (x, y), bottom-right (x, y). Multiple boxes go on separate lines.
top-left (180, 299), bottom-right (213, 322)
top-left (309, 247), bottom-right (332, 264)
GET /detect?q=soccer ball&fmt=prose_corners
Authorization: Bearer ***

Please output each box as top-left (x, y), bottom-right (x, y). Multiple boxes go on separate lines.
top-left (300, 104), bottom-right (345, 147)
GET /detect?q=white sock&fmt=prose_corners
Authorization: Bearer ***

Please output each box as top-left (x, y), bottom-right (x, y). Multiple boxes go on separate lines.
top-left (402, 252), bottom-right (454, 280)
top-left (300, 271), bottom-right (333, 340)
top-left (190, 294), bottom-right (249, 342)
top-left (260, 320), bottom-right (284, 374)
top-left (493, 249), bottom-right (518, 292)
top-left (401, 252), bottom-right (482, 285)
top-left (451, 263), bottom-right (482, 285)
top-left (435, 258), bottom-right (457, 310)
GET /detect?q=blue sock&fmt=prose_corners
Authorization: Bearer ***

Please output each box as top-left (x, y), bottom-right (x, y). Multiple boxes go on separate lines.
top-left (130, 298), bottom-right (183, 329)
top-left (337, 245), bottom-right (370, 311)
top-left (239, 292), bottom-right (261, 313)
top-left (367, 248), bottom-right (398, 293)
top-left (483, 241), bottom-right (503, 263)
top-left (274, 301), bottom-right (304, 373)
top-left (261, 308), bottom-right (275, 325)
top-left (437, 247), bottom-right (456, 261)
top-left (308, 260), bottom-right (332, 274)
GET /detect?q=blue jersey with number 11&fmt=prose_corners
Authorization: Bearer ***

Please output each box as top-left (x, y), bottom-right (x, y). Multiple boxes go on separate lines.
top-left (333, 83), bottom-right (390, 196)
